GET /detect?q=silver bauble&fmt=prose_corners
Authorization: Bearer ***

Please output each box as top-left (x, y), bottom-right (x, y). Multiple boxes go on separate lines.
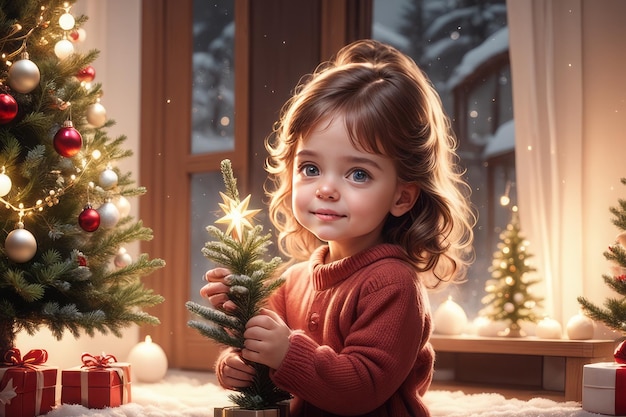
top-left (115, 195), bottom-right (131, 218)
top-left (99, 168), bottom-right (118, 189)
top-left (97, 201), bottom-right (120, 228)
top-left (5, 226), bottom-right (37, 263)
top-left (8, 57), bottom-right (41, 94)
top-left (114, 247), bottom-right (133, 268)
top-left (86, 102), bottom-right (107, 127)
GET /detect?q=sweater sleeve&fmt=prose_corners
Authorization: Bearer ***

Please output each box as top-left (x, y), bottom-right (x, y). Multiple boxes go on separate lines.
top-left (271, 263), bottom-right (430, 415)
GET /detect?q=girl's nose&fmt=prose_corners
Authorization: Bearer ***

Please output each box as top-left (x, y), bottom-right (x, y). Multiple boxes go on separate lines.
top-left (316, 185), bottom-right (339, 201)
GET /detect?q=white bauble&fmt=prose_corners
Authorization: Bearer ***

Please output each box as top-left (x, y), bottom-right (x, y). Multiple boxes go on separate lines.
top-left (97, 201), bottom-right (120, 228)
top-left (5, 225), bottom-right (37, 263)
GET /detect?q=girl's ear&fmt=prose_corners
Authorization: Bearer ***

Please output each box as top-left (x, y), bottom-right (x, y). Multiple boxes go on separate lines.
top-left (390, 183), bottom-right (420, 217)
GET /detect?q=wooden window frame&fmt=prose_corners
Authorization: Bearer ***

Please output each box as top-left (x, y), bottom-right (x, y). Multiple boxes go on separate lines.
top-left (139, 0), bottom-right (369, 370)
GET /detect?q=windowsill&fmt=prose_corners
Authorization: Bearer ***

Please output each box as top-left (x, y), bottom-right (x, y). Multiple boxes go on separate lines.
top-left (429, 334), bottom-right (617, 401)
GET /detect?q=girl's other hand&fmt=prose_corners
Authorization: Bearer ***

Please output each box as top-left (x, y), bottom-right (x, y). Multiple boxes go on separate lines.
top-left (242, 308), bottom-right (292, 370)
top-left (199, 267), bottom-right (237, 312)
top-left (220, 351), bottom-right (256, 389)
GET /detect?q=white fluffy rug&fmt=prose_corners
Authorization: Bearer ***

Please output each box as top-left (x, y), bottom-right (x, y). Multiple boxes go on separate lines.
top-left (43, 370), bottom-right (603, 417)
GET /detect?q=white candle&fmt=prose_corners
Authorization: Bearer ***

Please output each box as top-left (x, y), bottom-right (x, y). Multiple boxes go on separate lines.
top-left (126, 335), bottom-right (168, 383)
top-left (535, 317), bottom-right (562, 339)
top-left (433, 297), bottom-right (467, 336)
top-left (566, 311), bottom-right (595, 340)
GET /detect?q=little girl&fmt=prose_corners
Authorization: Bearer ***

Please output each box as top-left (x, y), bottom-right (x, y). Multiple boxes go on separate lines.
top-left (201, 39), bottom-right (474, 417)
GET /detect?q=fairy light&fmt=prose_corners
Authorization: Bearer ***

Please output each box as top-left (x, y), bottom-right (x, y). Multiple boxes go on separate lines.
top-left (0, 152), bottom-right (102, 219)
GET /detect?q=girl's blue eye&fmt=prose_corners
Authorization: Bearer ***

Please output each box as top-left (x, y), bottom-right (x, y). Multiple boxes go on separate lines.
top-left (301, 164), bottom-right (319, 176)
top-left (351, 169), bottom-right (369, 182)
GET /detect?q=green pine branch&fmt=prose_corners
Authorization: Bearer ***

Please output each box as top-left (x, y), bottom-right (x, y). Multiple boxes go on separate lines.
top-left (578, 178), bottom-right (626, 334)
top-left (186, 159), bottom-right (290, 409)
top-left (0, 0), bottom-right (164, 352)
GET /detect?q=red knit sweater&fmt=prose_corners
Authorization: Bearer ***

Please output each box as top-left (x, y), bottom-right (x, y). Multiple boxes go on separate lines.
top-left (217, 243), bottom-right (434, 416)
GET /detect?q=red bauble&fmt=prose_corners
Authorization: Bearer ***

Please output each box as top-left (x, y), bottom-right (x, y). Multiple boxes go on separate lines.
top-left (0, 93), bottom-right (18, 124)
top-left (615, 340), bottom-right (626, 364)
top-left (53, 121), bottom-right (82, 157)
top-left (78, 205), bottom-right (100, 232)
top-left (76, 65), bottom-right (96, 83)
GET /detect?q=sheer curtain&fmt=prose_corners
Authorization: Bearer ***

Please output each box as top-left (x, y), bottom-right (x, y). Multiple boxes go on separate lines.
top-left (506, 0), bottom-right (584, 324)
top-left (507, 0), bottom-right (626, 325)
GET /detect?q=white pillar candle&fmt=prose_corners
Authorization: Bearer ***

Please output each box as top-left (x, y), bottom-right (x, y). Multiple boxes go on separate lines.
top-left (433, 297), bottom-right (467, 335)
top-left (127, 335), bottom-right (168, 383)
top-left (566, 311), bottom-right (595, 340)
top-left (535, 317), bottom-right (562, 339)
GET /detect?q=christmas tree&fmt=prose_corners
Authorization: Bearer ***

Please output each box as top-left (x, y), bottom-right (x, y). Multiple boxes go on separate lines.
top-left (186, 159), bottom-right (290, 410)
top-left (0, 0), bottom-right (164, 358)
top-left (480, 208), bottom-right (543, 336)
top-left (578, 177), bottom-right (626, 335)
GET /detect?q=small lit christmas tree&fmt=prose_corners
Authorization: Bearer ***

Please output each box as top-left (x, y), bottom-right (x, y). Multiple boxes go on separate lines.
top-left (0, 0), bottom-right (164, 358)
top-left (480, 207), bottom-right (544, 336)
top-left (186, 159), bottom-right (290, 410)
top-left (578, 177), bottom-right (626, 334)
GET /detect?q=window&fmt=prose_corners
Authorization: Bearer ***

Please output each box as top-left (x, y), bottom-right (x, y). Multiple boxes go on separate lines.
top-left (373, 0), bottom-right (513, 317)
top-left (139, 0), bottom-right (359, 370)
top-left (140, 0), bottom-right (248, 369)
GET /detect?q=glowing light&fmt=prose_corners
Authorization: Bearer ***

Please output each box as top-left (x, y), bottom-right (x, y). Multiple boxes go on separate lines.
top-left (215, 193), bottom-right (261, 241)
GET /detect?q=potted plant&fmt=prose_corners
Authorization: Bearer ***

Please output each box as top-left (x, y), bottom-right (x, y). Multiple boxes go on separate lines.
top-left (186, 159), bottom-right (291, 416)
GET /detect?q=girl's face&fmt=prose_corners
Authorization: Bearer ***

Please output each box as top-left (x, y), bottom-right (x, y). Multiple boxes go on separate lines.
top-left (292, 116), bottom-right (416, 262)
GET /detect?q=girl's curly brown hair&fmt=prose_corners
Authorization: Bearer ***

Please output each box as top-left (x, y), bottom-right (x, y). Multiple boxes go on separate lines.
top-left (265, 40), bottom-right (475, 288)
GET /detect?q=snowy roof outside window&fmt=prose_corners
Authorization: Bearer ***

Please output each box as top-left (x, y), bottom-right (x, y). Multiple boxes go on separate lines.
top-left (447, 26), bottom-right (509, 90)
top-left (483, 118), bottom-right (515, 159)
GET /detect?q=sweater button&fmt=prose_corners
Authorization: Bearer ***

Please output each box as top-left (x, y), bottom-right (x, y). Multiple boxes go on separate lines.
top-left (308, 312), bottom-right (320, 331)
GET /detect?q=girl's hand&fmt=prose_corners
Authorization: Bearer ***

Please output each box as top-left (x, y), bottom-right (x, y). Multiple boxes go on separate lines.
top-left (199, 267), bottom-right (237, 312)
top-left (242, 308), bottom-right (292, 370)
top-left (220, 351), bottom-right (256, 389)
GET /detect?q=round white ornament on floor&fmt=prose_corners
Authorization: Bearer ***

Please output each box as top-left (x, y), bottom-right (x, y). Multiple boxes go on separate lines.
top-left (127, 335), bottom-right (168, 383)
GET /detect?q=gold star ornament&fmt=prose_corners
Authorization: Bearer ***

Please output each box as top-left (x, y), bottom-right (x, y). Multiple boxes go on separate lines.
top-left (215, 192), bottom-right (261, 241)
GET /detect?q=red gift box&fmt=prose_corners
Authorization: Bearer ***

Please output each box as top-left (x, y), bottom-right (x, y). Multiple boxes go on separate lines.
top-left (61, 353), bottom-right (131, 409)
top-left (582, 362), bottom-right (626, 415)
top-left (0, 348), bottom-right (57, 417)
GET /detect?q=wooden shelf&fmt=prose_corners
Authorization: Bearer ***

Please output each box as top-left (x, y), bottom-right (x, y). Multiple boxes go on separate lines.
top-left (429, 335), bottom-right (617, 401)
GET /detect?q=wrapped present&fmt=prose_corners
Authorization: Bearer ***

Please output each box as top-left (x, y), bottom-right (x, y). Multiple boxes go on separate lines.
top-left (0, 348), bottom-right (57, 417)
top-left (61, 353), bottom-right (131, 409)
top-left (582, 361), bottom-right (626, 415)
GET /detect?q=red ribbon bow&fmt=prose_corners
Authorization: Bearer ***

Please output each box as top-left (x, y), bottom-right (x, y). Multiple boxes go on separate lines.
top-left (1, 348), bottom-right (48, 367)
top-left (81, 352), bottom-right (117, 368)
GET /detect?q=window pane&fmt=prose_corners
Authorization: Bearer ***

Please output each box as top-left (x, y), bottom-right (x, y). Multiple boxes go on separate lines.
top-left (373, 0), bottom-right (511, 318)
top-left (189, 172), bottom-right (223, 304)
top-left (191, 0), bottom-right (235, 154)
top-left (467, 74), bottom-right (497, 145)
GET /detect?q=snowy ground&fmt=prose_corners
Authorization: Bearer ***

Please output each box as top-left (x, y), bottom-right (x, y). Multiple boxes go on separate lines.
top-left (41, 369), bottom-right (605, 417)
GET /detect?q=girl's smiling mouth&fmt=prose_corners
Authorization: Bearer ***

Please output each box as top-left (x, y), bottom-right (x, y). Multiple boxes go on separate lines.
top-left (312, 209), bottom-right (346, 221)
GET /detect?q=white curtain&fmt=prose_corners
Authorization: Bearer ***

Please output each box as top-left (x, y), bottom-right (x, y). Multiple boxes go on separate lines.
top-left (506, 0), bottom-right (584, 323)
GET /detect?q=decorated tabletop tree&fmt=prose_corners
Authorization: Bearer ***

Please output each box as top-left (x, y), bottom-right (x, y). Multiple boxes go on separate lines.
top-left (0, 0), bottom-right (164, 358)
top-left (480, 207), bottom-right (544, 336)
top-left (186, 159), bottom-right (290, 411)
top-left (578, 177), bottom-right (626, 335)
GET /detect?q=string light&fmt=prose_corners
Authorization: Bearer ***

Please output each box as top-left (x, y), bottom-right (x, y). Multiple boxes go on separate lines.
top-left (0, 3), bottom-right (104, 223)
top-left (0, 153), bottom-right (101, 220)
